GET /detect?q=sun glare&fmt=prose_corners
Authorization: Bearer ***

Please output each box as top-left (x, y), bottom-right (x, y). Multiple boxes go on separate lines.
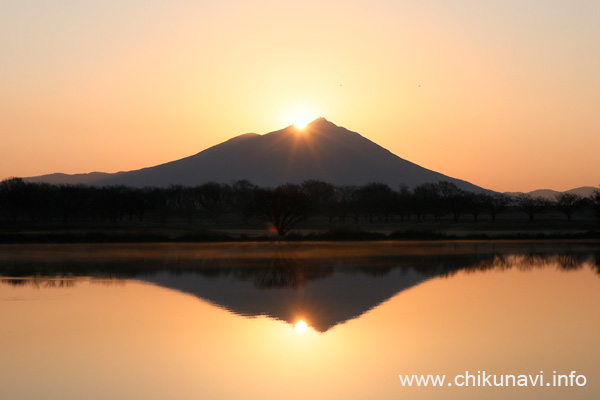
top-left (294, 320), bottom-right (307, 333)
top-left (285, 106), bottom-right (317, 130)
top-left (292, 116), bottom-right (311, 129)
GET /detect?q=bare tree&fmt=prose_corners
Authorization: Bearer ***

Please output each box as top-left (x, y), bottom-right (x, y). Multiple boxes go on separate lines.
top-left (555, 192), bottom-right (583, 222)
top-left (0, 177), bottom-right (27, 223)
top-left (231, 180), bottom-right (257, 223)
top-left (56, 184), bottom-right (89, 223)
top-left (253, 184), bottom-right (309, 236)
top-left (592, 189), bottom-right (600, 222)
top-left (516, 194), bottom-right (549, 222)
top-left (396, 184), bottom-right (412, 222)
top-left (464, 192), bottom-right (487, 222)
top-left (356, 183), bottom-right (395, 222)
top-left (437, 181), bottom-right (465, 222)
top-left (334, 185), bottom-right (356, 223)
top-left (301, 180), bottom-right (336, 222)
top-left (484, 194), bottom-right (509, 223)
top-left (167, 185), bottom-right (198, 224)
top-left (413, 183), bottom-right (441, 222)
top-left (195, 182), bottom-right (231, 223)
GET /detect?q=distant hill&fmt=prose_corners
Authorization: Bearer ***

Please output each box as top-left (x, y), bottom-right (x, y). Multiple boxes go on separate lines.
top-left (25, 118), bottom-right (492, 193)
top-left (24, 172), bottom-right (118, 185)
top-left (505, 186), bottom-right (598, 200)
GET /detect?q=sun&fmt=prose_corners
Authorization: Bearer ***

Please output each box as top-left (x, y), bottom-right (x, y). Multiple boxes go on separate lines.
top-left (284, 106), bottom-right (317, 130)
top-left (294, 320), bottom-right (307, 333)
top-left (292, 115), bottom-right (311, 129)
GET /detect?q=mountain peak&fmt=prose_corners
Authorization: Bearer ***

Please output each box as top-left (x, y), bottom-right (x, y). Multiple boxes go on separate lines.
top-left (305, 117), bottom-right (339, 130)
top-left (23, 119), bottom-right (491, 193)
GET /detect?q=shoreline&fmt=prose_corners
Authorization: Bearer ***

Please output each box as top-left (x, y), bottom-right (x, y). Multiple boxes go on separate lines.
top-left (1, 228), bottom-right (600, 244)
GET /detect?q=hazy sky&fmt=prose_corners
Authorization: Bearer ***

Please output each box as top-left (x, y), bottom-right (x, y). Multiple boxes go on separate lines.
top-left (2, 0), bottom-right (599, 192)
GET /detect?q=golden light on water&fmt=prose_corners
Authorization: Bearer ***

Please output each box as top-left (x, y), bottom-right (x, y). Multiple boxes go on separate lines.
top-left (2, 248), bottom-right (600, 400)
top-left (294, 320), bottom-right (307, 333)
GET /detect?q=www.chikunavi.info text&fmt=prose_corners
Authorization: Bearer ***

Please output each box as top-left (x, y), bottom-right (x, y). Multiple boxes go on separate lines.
top-left (399, 370), bottom-right (587, 388)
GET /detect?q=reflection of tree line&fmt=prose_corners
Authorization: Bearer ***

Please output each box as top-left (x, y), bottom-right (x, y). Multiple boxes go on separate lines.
top-left (449, 252), bottom-right (600, 277)
top-left (0, 276), bottom-right (124, 288)
top-left (2, 251), bottom-right (599, 289)
top-left (2, 277), bottom-right (78, 288)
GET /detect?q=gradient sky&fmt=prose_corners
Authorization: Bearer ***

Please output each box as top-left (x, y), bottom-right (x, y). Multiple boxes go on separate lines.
top-left (2, 0), bottom-right (599, 192)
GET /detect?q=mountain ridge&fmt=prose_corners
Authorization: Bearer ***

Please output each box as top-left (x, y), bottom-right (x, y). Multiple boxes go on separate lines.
top-left (505, 186), bottom-right (598, 200)
top-left (23, 118), bottom-right (577, 195)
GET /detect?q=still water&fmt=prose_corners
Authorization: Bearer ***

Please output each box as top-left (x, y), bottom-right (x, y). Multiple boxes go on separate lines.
top-left (1, 241), bottom-right (599, 399)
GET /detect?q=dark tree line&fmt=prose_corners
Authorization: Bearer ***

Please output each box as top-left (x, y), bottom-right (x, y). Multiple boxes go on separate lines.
top-left (1, 177), bottom-right (599, 236)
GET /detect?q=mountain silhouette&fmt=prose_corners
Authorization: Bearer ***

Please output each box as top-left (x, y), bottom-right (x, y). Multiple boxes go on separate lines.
top-left (27, 118), bottom-right (490, 192)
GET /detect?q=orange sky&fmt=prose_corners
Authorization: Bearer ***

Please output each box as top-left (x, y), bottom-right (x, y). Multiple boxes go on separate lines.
top-left (2, 0), bottom-right (599, 192)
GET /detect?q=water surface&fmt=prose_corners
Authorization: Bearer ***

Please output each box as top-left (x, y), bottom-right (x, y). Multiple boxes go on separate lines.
top-left (1, 241), bottom-right (599, 399)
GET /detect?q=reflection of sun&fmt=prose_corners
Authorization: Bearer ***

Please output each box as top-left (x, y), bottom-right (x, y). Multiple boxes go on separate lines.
top-left (294, 320), bottom-right (307, 333)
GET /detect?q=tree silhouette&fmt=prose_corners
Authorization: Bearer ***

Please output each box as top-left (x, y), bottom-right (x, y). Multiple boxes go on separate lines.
top-left (21, 182), bottom-right (54, 222)
top-left (592, 189), bottom-right (600, 222)
top-left (555, 192), bottom-right (583, 222)
top-left (413, 182), bottom-right (462, 222)
top-left (168, 185), bottom-right (199, 224)
top-left (436, 181), bottom-right (465, 222)
top-left (483, 194), bottom-right (509, 223)
top-left (231, 180), bottom-right (257, 223)
top-left (516, 194), bottom-right (548, 222)
top-left (396, 184), bottom-right (412, 222)
top-left (356, 183), bottom-right (395, 222)
top-left (413, 183), bottom-right (439, 222)
top-left (5, 178), bottom-right (598, 235)
top-left (195, 182), bottom-right (231, 223)
top-left (0, 177), bottom-right (27, 223)
top-left (464, 192), bottom-right (487, 222)
top-left (252, 184), bottom-right (309, 236)
top-left (333, 185), bottom-right (357, 223)
top-left (301, 180), bottom-right (336, 222)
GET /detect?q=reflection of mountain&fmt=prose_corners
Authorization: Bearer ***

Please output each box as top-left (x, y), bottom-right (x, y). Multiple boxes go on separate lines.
top-left (139, 250), bottom-right (600, 332)
top-left (140, 267), bottom-right (430, 333)
top-left (2, 243), bottom-right (599, 332)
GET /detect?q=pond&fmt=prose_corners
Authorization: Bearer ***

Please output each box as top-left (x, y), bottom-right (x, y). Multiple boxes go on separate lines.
top-left (1, 241), bottom-right (599, 400)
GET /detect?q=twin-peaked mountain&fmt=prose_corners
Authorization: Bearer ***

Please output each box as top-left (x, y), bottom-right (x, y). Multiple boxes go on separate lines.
top-left (27, 118), bottom-right (490, 192)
